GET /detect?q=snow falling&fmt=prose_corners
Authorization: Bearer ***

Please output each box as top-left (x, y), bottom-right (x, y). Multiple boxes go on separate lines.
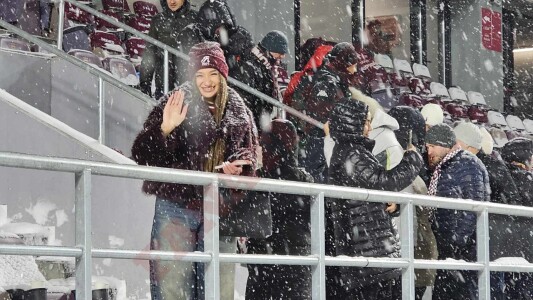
top-left (1, 0), bottom-right (533, 299)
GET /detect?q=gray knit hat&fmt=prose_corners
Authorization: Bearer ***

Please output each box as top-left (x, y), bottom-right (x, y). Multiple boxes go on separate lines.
top-left (454, 122), bottom-right (483, 150)
top-left (426, 123), bottom-right (456, 148)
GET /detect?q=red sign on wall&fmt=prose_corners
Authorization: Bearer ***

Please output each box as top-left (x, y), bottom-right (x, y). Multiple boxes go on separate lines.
top-left (481, 7), bottom-right (502, 52)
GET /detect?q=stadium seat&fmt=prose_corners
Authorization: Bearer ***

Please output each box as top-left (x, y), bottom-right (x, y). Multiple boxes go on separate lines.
top-left (0, 36), bottom-right (31, 52)
top-left (126, 15), bottom-right (151, 34)
top-left (68, 49), bottom-right (103, 68)
top-left (102, 57), bottom-right (139, 86)
top-left (133, 1), bottom-right (158, 18)
top-left (466, 91), bottom-right (489, 124)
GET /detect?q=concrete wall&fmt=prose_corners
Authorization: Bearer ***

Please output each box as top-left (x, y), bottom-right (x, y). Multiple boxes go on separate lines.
top-left (450, 0), bottom-right (504, 111)
top-left (0, 50), bottom-right (153, 158)
top-left (0, 89), bottom-right (154, 298)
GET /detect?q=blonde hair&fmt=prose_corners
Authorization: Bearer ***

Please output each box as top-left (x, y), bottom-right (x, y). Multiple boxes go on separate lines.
top-left (196, 74), bottom-right (229, 173)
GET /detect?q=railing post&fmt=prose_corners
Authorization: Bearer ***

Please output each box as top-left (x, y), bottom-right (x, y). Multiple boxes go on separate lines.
top-left (477, 208), bottom-right (490, 300)
top-left (75, 169), bottom-right (92, 300)
top-left (311, 192), bottom-right (325, 300)
top-left (164, 49), bottom-right (169, 94)
top-left (400, 200), bottom-right (415, 300)
top-left (203, 180), bottom-right (220, 300)
top-left (98, 77), bottom-right (105, 144)
top-left (57, 0), bottom-right (65, 50)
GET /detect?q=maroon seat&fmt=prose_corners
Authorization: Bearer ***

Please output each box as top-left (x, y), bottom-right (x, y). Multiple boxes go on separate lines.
top-left (65, 2), bottom-right (94, 25)
top-left (68, 49), bottom-right (103, 68)
top-left (468, 106), bottom-right (489, 124)
top-left (0, 37), bottom-right (31, 52)
top-left (95, 10), bottom-right (122, 30)
top-left (125, 37), bottom-right (145, 58)
top-left (126, 15), bottom-right (151, 33)
top-left (133, 1), bottom-right (158, 18)
top-left (102, 0), bottom-right (130, 12)
top-left (445, 102), bottom-right (469, 120)
top-left (399, 93), bottom-right (424, 109)
top-left (90, 31), bottom-right (123, 51)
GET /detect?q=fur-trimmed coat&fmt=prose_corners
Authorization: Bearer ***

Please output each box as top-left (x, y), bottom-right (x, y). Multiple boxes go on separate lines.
top-left (131, 82), bottom-right (258, 210)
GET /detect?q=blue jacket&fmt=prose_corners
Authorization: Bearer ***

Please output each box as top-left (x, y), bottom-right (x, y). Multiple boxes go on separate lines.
top-left (432, 150), bottom-right (490, 260)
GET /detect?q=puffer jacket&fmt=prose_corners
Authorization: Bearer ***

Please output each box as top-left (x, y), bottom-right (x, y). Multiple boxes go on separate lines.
top-left (432, 150), bottom-right (490, 261)
top-left (327, 132), bottom-right (423, 291)
top-left (306, 64), bottom-right (351, 138)
top-left (131, 82), bottom-right (258, 210)
top-left (139, 0), bottom-right (196, 99)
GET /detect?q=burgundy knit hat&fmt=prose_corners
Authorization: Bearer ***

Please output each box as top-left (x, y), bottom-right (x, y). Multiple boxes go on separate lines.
top-left (188, 41), bottom-right (229, 79)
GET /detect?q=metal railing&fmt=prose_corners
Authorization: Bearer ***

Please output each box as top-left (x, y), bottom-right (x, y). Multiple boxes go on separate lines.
top-left (0, 19), bottom-right (155, 145)
top-left (56, 0), bottom-right (324, 130)
top-left (2, 152), bottom-right (533, 299)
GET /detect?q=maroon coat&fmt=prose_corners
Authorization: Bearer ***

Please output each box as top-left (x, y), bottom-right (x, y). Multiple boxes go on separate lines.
top-left (132, 82), bottom-right (258, 210)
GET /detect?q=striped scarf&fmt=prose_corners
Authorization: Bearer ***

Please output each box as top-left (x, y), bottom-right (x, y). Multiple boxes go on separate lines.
top-left (428, 147), bottom-right (461, 196)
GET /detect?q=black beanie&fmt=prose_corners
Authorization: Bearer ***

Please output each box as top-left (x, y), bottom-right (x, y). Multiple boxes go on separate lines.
top-left (260, 30), bottom-right (289, 54)
top-left (327, 42), bottom-right (358, 71)
top-left (329, 98), bottom-right (369, 137)
top-left (426, 123), bottom-right (456, 148)
top-left (388, 106), bottom-right (426, 150)
top-left (501, 137), bottom-right (533, 165)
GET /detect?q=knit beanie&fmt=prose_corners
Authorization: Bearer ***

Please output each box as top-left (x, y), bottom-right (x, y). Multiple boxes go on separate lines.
top-left (188, 42), bottom-right (229, 78)
top-left (329, 97), bottom-right (369, 137)
top-left (426, 123), bottom-right (456, 148)
top-left (327, 42), bottom-right (358, 71)
top-left (501, 137), bottom-right (533, 165)
top-left (454, 122), bottom-right (483, 150)
top-left (479, 127), bottom-right (494, 155)
top-left (421, 103), bottom-right (444, 126)
top-left (260, 30), bottom-right (289, 54)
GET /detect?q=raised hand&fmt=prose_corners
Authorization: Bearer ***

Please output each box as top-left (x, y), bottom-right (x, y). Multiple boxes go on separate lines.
top-left (161, 90), bottom-right (189, 137)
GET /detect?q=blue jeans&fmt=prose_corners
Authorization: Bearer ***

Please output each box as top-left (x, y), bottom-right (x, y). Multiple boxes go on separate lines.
top-left (150, 198), bottom-right (236, 300)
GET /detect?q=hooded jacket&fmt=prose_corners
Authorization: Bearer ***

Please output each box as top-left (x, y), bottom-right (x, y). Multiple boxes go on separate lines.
top-left (326, 99), bottom-right (423, 291)
top-left (131, 82), bottom-right (258, 210)
top-left (369, 110), bottom-right (403, 169)
top-left (139, 0), bottom-right (196, 98)
top-left (176, 0), bottom-right (253, 85)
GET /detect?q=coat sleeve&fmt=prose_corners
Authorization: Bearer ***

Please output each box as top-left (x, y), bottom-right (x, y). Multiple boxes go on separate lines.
top-left (175, 27), bottom-right (202, 86)
top-left (349, 150), bottom-right (423, 192)
top-left (139, 19), bottom-right (160, 96)
top-left (131, 94), bottom-right (185, 167)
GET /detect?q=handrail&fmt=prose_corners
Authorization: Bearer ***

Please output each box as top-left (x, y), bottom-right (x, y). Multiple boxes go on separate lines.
top-left (60, 0), bottom-right (324, 129)
top-left (2, 151), bottom-right (533, 299)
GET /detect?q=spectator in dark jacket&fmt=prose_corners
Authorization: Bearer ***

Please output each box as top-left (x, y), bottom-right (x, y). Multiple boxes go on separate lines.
top-left (501, 137), bottom-right (533, 300)
top-left (132, 42), bottom-right (258, 300)
top-left (326, 98), bottom-right (423, 299)
top-left (454, 122), bottom-right (514, 299)
top-left (301, 42), bottom-right (358, 183)
top-left (246, 119), bottom-right (314, 299)
top-left (425, 124), bottom-right (490, 300)
top-left (176, 0), bottom-right (253, 85)
top-left (231, 31), bottom-right (289, 132)
top-left (389, 106), bottom-right (437, 300)
top-left (139, 0), bottom-right (196, 99)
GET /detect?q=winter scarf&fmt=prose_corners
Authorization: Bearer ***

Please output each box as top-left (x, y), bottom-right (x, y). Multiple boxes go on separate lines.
top-left (251, 45), bottom-right (281, 101)
top-left (428, 146), bottom-right (462, 196)
top-left (201, 75), bottom-right (229, 173)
